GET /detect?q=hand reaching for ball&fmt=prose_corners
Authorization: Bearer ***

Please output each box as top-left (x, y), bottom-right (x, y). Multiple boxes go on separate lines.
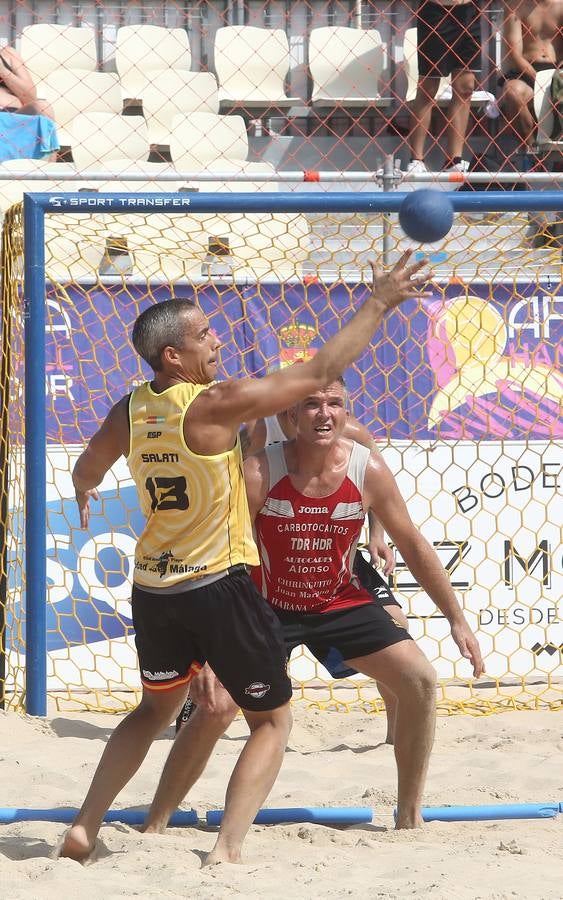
top-left (368, 250), bottom-right (433, 311)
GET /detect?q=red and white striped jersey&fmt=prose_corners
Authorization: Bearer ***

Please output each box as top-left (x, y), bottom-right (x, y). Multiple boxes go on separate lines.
top-left (253, 441), bottom-right (373, 613)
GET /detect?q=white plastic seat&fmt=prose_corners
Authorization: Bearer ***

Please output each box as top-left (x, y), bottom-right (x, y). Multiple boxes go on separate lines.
top-left (0, 158), bottom-right (75, 175)
top-left (534, 68), bottom-right (563, 149)
top-left (169, 112), bottom-right (250, 169)
top-left (115, 25), bottom-right (191, 101)
top-left (213, 26), bottom-right (299, 111)
top-left (141, 71), bottom-right (219, 145)
top-left (403, 27), bottom-right (494, 107)
top-left (20, 24), bottom-right (97, 81)
top-left (309, 26), bottom-right (390, 109)
top-left (38, 71), bottom-right (122, 146)
top-left (0, 175), bottom-right (78, 213)
top-left (67, 113), bottom-right (150, 169)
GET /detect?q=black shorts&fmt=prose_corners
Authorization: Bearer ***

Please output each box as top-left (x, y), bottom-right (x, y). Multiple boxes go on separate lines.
top-left (417, 1), bottom-right (481, 78)
top-left (276, 601), bottom-right (412, 681)
top-left (353, 550), bottom-right (401, 608)
top-left (132, 567), bottom-right (292, 711)
top-left (499, 61), bottom-right (555, 92)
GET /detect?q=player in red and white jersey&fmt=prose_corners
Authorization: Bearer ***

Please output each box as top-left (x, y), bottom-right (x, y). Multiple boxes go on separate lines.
top-left (143, 378), bottom-right (483, 833)
top-left (254, 437), bottom-right (380, 613)
top-left (240, 401), bottom-right (406, 744)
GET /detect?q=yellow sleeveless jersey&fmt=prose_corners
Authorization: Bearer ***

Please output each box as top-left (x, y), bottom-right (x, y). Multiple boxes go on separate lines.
top-left (128, 381), bottom-right (259, 590)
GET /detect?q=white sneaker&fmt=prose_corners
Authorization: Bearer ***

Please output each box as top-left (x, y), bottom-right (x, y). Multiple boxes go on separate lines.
top-left (405, 159), bottom-right (428, 175)
top-left (400, 159), bottom-right (428, 191)
top-left (437, 159), bottom-right (470, 191)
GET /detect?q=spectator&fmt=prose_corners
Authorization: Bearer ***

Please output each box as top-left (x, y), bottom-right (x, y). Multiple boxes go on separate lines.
top-left (498, 0), bottom-right (562, 151)
top-left (0, 46), bottom-right (54, 118)
top-left (405, 1), bottom-right (482, 181)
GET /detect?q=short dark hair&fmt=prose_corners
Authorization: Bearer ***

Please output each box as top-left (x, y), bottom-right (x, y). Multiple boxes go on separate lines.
top-left (132, 299), bottom-right (197, 371)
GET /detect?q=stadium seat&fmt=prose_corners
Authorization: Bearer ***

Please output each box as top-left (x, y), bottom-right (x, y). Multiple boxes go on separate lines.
top-left (534, 68), bottom-right (562, 150)
top-left (68, 113), bottom-right (150, 169)
top-left (403, 27), bottom-right (494, 107)
top-left (309, 26), bottom-right (390, 109)
top-left (115, 25), bottom-right (191, 101)
top-left (0, 165), bottom-right (77, 213)
top-left (169, 112), bottom-right (251, 169)
top-left (20, 24), bottom-right (97, 81)
top-left (141, 71), bottom-right (219, 146)
top-left (213, 26), bottom-right (299, 111)
top-left (37, 71), bottom-right (122, 147)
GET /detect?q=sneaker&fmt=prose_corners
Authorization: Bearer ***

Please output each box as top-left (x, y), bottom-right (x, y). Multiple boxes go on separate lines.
top-left (400, 159), bottom-right (428, 191)
top-left (437, 159), bottom-right (470, 191)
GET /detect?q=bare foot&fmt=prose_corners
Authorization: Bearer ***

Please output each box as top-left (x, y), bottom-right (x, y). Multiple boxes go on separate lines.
top-left (141, 821), bottom-right (166, 835)
top-left (202, 848), bottom-right (242, 867)
top-left (58, 824), bottom-right (96, 863)
top-left (394, 815), bottom-right (424, 830)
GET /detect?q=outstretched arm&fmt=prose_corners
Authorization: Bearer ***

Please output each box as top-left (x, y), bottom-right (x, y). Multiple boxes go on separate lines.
top-left (189, 252), bottom-right (431, 449)
top-left (364, 453), bottom-right (483, 677)
top-left (72, 396), bottom-right (130, 527)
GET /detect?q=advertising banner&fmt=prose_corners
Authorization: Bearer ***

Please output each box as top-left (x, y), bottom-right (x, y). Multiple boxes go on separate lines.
top-left (8, 278), bottom-right (560, 686)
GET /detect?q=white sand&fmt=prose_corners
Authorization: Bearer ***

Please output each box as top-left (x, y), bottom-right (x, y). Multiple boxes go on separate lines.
top-left (1, 703), bottom-right (562, 899)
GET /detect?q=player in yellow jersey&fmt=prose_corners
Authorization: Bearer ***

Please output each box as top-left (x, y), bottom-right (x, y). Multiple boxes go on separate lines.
top-left (60, 251), bottom-right (431, 866)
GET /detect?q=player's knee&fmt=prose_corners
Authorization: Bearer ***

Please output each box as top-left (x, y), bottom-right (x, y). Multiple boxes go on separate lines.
top-left (451, 71), bottom-right (475, 101)
top-left (414, 78), bottom-right (440, 104)
top-left (198, 697), bottom-right (238, 733)
top-left (246, 702), bottom-right (293, 742)
top-left (503, 80), bottom-right (530, 112)
top-left (399, 656), bottom-right (436, 705)
top-left (413, 660), bottom-right (437, 702)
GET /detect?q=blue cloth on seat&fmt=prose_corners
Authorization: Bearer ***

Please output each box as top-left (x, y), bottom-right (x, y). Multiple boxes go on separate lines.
top-left (0, 112), bottom-right (60, 161)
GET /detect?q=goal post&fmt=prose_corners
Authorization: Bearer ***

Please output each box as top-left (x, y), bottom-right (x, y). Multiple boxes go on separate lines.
top-left (3, 189), bottom-right (562, 715)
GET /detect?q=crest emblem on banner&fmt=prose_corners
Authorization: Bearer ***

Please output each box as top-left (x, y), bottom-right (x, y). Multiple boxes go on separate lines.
top-left (278, 322), bottom-right (317, 369)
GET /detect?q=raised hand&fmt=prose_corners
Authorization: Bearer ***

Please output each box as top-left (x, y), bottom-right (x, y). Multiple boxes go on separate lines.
top-left (369, 250), bottom-right (432, 311)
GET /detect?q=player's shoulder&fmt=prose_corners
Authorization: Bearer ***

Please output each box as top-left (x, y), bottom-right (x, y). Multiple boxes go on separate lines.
top-left (363, 444), bottom-right (391, 480)
top-left (106, 393), bottom-right (131, 421)
top-left (97, 395), bottom-right (130, 437)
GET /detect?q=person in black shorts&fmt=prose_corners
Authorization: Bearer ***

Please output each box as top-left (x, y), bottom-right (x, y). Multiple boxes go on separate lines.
top-left (143, 380), bottom-right (482, 834)
top-left (498, 1), bottom-right (562, 151)
top-left (405, 1), bottom-right (482, 180)
top-left (241, 402), bottom-right (408, 744)
top-left (176, 550), bottom-right (407, 743)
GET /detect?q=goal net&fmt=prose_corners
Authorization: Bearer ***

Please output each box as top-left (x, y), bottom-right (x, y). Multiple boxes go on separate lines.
top-left (1, 190), bottom-right (561, 715)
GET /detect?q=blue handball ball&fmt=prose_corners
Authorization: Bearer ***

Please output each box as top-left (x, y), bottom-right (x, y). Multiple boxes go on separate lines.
top-left (399, 189), bottom-right (454, 243)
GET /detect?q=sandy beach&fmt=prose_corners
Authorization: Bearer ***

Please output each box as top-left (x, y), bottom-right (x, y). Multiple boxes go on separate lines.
top-left (1, 702), bottom-right (562, 900)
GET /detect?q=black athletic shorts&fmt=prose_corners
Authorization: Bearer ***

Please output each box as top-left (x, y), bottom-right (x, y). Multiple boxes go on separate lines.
top-left (276, 601), bottom-right (412, 680)
top-left (132, 567), bottom-right (292, 711)
top-left (417, 1), bottom-right (481, 78)
top-left (498, 61), bottom-right (555, 92)
top-left (353, 550), bottom-right (401, 608)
